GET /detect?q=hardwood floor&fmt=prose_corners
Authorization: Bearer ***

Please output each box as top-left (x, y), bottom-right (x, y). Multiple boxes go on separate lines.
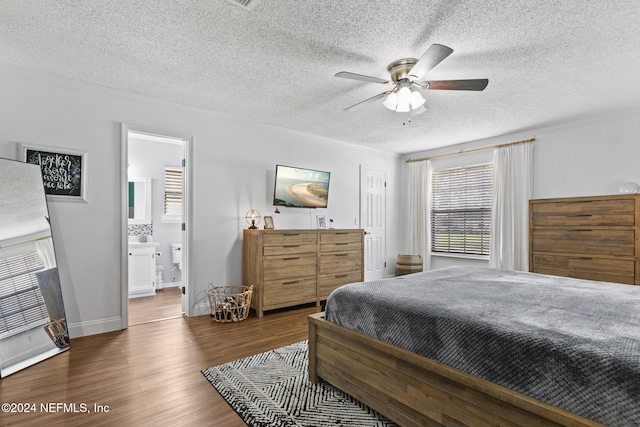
top-left (0, 304), bottom-right (321, 427)
top-left (128, 287), bottom-right (183, 326)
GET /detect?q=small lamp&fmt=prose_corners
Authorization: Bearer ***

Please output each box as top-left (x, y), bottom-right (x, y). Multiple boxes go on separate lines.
top-left (245, 209), bottom-right (261, 229)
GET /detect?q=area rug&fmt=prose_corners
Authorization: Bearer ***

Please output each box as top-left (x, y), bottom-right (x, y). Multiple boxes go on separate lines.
top-left (202, 340), bottom-right (397, 426)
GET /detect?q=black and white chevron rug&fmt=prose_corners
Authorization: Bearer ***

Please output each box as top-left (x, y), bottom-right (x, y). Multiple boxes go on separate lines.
top-left (202, 340), bottom-right (397, 426)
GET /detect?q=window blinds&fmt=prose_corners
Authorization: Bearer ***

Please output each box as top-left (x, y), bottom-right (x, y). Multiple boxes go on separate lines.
top-left (430, 164), bottom-right (494, 256)
top-left (0, 252), bottom-right (48, 338)
top-left (164, 166), bottom-right (183, 217)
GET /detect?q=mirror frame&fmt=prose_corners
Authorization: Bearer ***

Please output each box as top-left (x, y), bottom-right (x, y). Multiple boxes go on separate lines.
top-left (128, 177), bottom-right (152, 225)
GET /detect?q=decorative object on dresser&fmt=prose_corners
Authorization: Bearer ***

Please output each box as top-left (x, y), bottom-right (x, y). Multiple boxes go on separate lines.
top-left (529, 194), bottom-right (640, 285)
top-left (619, 182), bottom-right (639, 194)
top-left (244, 209), bottom-right (261, 229)
top-left (263, 216), bottom-right (274, 229)
top-left (242, 229), bottom-right (364, 317)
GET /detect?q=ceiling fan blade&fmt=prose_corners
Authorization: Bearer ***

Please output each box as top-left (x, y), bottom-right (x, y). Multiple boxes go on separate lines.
top-left (343, 91), bottom-right (390, 111)
top-left (423, 79), bottom-right (489, 91)
top-left (408, 44), bottom-right (453, 80)
top-left (335, 71), bottom-right (391, 85)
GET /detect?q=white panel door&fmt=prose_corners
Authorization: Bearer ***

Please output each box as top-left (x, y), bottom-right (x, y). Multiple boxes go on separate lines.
top-left (360, 166), bottom-right (386, 281)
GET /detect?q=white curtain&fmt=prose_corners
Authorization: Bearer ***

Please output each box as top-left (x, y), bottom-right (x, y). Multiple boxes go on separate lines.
top-left (404, 160), bottom-right (431, 270)
top-left (489, 142), bottom-right (534, 270)
top-left (36, 237), bottom-right (57, 269)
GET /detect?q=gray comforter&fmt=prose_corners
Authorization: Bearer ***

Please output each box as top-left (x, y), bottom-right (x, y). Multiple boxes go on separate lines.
top-left (325, 266), bottom-right (640, 426)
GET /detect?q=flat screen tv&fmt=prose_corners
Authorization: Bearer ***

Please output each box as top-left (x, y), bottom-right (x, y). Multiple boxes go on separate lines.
top-left (273, 165), bottom-right (330, 208)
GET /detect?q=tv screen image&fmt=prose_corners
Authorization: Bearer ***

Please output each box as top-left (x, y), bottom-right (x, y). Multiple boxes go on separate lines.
top-left (273, 165), bottom-right (330, 208)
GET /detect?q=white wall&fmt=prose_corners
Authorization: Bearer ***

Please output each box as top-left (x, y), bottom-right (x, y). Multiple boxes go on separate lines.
top-left (0, 66), bottom-right (401, 338)
top-left (402, 108), bottom-right (640, 270)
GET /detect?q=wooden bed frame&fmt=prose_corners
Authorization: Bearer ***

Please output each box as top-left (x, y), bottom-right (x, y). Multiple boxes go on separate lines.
top-left (308, 312), bottom-right (604, 427)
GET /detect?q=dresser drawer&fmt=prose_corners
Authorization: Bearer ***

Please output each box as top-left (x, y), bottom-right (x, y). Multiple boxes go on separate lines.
top-left (319, 252), bottom-right (362, 274)
top-left (263, 277), bottom-right (317, 309)
top-left (320, 241), bottom-right (362, 252)
top-left (532, 254), bottom-right (635, 285)
top-left (263, 255), bottom-right (316, 281)
top-left (320, 231), bottom-right (362, 244)
top-left (318, 270), bottom-right (363, 298)
top-left (531, 228), bottom-right (635, 257)
top-left (264, 232), bottom-right (317, 247)
top-left (531, 199), bottom-right (635, 226)
top-left (264, 243), bottom-right (317, 256)
top-left (320, 230), bottom-right (362, 253)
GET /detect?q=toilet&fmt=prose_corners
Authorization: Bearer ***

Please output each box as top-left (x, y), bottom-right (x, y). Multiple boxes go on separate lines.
top-left (170, 243), bottom-right (182, 270)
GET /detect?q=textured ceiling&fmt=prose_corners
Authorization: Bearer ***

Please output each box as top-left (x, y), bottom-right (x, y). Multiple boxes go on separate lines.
top-left (1, 0), bottom-right (639, 154)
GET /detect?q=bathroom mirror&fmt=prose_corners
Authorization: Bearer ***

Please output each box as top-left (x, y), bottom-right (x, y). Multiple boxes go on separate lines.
top-left (0, 157), bottom-right (69, 377)
top-left (128, 177), bottom-right (152, 224)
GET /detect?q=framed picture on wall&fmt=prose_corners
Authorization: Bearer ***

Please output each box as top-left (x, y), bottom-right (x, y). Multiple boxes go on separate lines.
top-left (264, 216), bottom-right (274, 229)
top-left (18, 143), bottom-right (88, 202)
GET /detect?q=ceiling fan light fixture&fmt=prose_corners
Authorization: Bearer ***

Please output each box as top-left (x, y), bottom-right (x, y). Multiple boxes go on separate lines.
top-left (336, 43), bottom-right (488, 116)
top-left (383, 91), bottom-right (398, 110)
top-left (396, 87), bottom-right (412, 112)
top-left (410, 90), bottom-right (426, 109)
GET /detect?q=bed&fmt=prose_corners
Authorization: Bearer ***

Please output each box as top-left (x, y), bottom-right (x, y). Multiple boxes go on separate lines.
top-left (308, 266), bottom-right (640, 427)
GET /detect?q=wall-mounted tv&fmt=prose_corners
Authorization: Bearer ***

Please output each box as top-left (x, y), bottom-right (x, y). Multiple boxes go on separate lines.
top-left (273, 165), bottom-right (330, 208)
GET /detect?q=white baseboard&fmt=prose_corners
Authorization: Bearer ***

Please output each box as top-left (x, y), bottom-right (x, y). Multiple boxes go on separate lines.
top-left (2, 347), bottom-right (69, 377)
top-left (67, 316), bottom-right (122, 339)
top-left (159, 281), bottom-right (182, 290)
top-left (192, 301), bottom-right (210, 317)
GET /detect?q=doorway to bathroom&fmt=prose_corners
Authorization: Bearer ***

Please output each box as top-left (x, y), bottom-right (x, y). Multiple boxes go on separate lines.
top-left (122, 126), bottom-right (190, 326)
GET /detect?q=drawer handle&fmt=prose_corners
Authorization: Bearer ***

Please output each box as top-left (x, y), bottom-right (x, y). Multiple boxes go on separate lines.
top-left (335, 253), bottom-right (349, 257)
top-left (335, 274), bottom-right (349, 278)
top-left (566, 214), bottom-right (593, 217)
top-left (284, 233), bottom-right (300, 236)
top-left (566, 229), bottom-right (592, 232)
top-left (283, 257), bottom-right (300, 261)
top-left (567, 256), bottom-right (593, 260)
top-left (335, 242), bottom-right (349, 245)
top-left (284, 244), bottom-right (301, 248)
top-left (283, 280), bottom-right (300, 285)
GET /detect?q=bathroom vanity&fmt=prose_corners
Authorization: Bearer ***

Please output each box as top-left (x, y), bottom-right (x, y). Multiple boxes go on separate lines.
top-left (128, 242), bottom-right (159, 298)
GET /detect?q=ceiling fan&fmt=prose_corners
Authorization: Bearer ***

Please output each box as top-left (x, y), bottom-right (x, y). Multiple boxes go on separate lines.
top-left (336, 44), bottom-right (488, 116)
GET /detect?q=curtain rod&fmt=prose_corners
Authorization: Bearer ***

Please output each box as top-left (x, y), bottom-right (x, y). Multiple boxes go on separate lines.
top-left (0, 235), bottom-right (51, 250)
top-left (405, 136), bottom-right (536, 163)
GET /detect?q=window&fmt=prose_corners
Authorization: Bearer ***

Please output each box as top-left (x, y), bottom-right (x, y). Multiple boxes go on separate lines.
top-left (430, 164), bottom-right (493, 256)
top-left (163, 165), bottom-right (183, 222)
top-left (0, 252), bottom-right (49, 338)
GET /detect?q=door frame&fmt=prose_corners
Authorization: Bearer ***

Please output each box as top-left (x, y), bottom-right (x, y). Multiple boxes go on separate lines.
top-left (120, 123), bottom-right (194, 328)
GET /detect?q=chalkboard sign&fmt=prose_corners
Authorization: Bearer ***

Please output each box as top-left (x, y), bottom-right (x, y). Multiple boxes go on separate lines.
top-left (19, 144), bottom-right (88, 202)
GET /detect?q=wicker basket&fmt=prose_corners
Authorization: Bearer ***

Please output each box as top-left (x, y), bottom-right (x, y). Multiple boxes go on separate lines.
top-left (207, 284), bottom-right (253, 323)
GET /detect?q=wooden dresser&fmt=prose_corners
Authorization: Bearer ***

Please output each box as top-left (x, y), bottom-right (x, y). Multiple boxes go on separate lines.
top-left (529, 194), bottom-right (640, 285)
top-left (243, 229), bottom-right (364, 317)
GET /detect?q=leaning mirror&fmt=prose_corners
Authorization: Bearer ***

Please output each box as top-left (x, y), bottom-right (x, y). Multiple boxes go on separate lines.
top-left (0, 157), bottom-right (69, 377)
